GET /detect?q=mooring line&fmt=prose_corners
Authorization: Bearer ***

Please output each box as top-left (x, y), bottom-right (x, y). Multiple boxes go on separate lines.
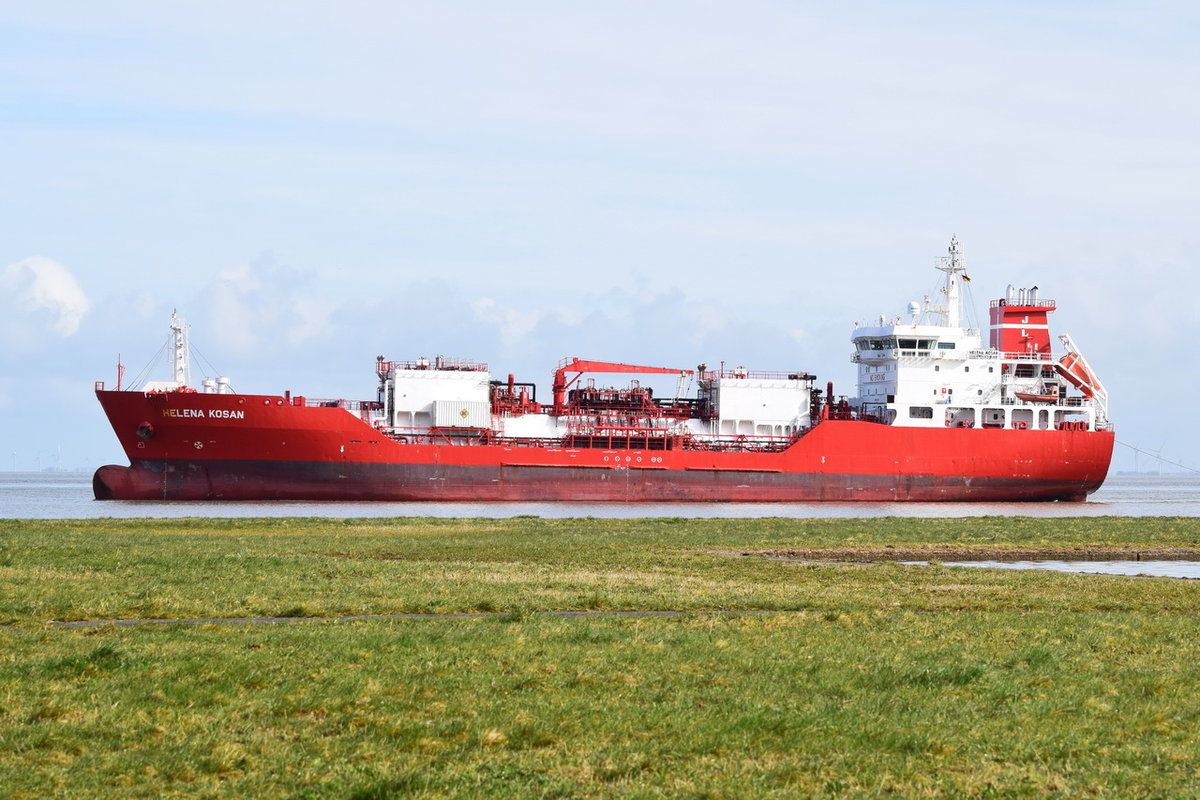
top-left (1115, 440), bottom-right (1200, 474)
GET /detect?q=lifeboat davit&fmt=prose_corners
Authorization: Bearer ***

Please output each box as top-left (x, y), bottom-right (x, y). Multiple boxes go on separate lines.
top-left (1056, 352), bottom-right (1098, 399)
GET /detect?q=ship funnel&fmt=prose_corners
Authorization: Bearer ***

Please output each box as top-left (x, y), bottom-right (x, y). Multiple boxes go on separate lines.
top-left (989, 287), bottom-right (1056, 354)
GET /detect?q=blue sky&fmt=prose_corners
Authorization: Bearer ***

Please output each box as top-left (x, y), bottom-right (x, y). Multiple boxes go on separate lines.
top-left (2, 1), bottom-right (1197, 474)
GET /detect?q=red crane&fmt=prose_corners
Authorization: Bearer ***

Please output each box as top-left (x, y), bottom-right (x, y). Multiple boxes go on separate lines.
top-left (552, 358), bottom-right (692, 412)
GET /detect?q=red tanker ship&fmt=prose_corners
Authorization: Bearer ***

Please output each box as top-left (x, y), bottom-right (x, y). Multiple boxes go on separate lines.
top-left (94, 238), bottom-right (1113, 502)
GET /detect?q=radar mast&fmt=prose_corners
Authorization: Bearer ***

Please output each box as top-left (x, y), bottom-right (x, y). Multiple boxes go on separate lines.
top-left (930, 235), bottom-right (969, 328)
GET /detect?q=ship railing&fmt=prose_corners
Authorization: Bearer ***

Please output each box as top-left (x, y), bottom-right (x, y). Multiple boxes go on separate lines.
top-left (377, 357), bottom-right (489, 377)
top-left (375, 425), bottom-right (802, 453)
top-left (375, 426), bottom-right (600, 450)
top-left (990, 298), bottom-right (1056, 309)
top-left (566, 421), bottom-right (677, 435)
top-left (978, 349), bottom-right (1059, 361)
top-left (855, 348), bottom-right (1064, 364)
top-left (956, 395), bottom-right (1095, 408)
top-left (490, 437), bottom-right (578, 449)
top-left (873, 348), bottom-right (963, 360)
top-left (700, 369), bottom-right (814, 382)
top-left (373, 426), bottom-right (495, 446)
top-left (429, 427), bottom-right (495, 446)
top-left (996, 350), bottom-right (1056, 361)
top-left (682, 433), bottom-right (796, 453)
top-left (560, 404), bottom-right (696, 421)
top-left (854, 349), bottom-right (971, 363)
top-left (377, 430), bottom-right (689, 450)
top-left (301, 397), bottom-right (383, 412)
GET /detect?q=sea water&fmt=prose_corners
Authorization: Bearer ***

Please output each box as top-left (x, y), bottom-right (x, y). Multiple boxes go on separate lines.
top-left (2, 472), bottom-right (1198, 520)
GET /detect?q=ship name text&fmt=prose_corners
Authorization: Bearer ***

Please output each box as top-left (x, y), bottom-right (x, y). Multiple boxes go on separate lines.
top-left (162, 408), bottom-right (246, 420)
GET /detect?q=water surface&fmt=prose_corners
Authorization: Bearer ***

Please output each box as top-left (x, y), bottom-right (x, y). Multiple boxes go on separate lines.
top-left (910, 560), bottom-right (1200, 579)
top-left (3, 472), bottom-right (1198, 519)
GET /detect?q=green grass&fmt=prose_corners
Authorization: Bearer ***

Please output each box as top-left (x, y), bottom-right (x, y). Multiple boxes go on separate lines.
top-left (2, 516), bottom-right (1200, 797)
top-left (3, 516), bottom-right (1200, 623)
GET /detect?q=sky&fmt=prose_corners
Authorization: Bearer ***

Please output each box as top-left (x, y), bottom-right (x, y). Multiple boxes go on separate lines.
top-left (2, 1), bottom-right (1198, 475)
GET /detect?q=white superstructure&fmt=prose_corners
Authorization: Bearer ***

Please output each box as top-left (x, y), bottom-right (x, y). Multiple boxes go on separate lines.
top-left (850, 237), bottom-right (1109, 432)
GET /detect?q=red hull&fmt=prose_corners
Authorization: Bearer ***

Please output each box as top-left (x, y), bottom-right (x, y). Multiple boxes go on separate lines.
top-left (93, 390), bottom-right (1114, 502)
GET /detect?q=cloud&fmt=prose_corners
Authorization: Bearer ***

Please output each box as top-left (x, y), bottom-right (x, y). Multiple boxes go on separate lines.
top-left (206, 253), bottom-right (334, 353)
top-left (462, 286), bottom-right (828, 384)
top-left (0, 256), bottom-right (91, 337)
top-left (470, 297), bottom-right (541, 347)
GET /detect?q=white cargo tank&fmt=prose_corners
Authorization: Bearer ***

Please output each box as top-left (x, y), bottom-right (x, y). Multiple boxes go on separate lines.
top-left (697, 366), bottom-right (814, 438)
top-left (377, 356), bottom-right (491, 431)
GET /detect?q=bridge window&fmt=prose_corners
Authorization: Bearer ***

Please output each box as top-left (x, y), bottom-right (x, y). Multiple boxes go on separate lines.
top-left (861, 337), bottom-right (897, 350)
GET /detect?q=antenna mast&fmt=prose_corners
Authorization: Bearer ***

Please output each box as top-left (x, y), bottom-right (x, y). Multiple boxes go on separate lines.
top-left (932, 235), bottom-right (969, 328)
top-left (170, 310), bottom-right (191, 387)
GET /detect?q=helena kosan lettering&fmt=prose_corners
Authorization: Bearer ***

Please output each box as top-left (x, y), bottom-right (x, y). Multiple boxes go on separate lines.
top-left (162, 408), bottom-right (245, 419)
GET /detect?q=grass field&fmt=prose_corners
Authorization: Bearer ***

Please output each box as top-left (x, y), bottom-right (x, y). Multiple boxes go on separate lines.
top-left (3, 516), bottom-right (1200, 797)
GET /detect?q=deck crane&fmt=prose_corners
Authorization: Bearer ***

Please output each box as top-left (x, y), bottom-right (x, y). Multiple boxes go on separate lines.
top-left (551, 358), bottom-right (693, 413)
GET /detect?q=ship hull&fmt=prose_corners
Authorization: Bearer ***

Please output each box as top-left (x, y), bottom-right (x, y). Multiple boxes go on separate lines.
top-left (93, 390), bottom-right (1114, 502)
top-left (94, 458), bottom-right (1102, 502)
